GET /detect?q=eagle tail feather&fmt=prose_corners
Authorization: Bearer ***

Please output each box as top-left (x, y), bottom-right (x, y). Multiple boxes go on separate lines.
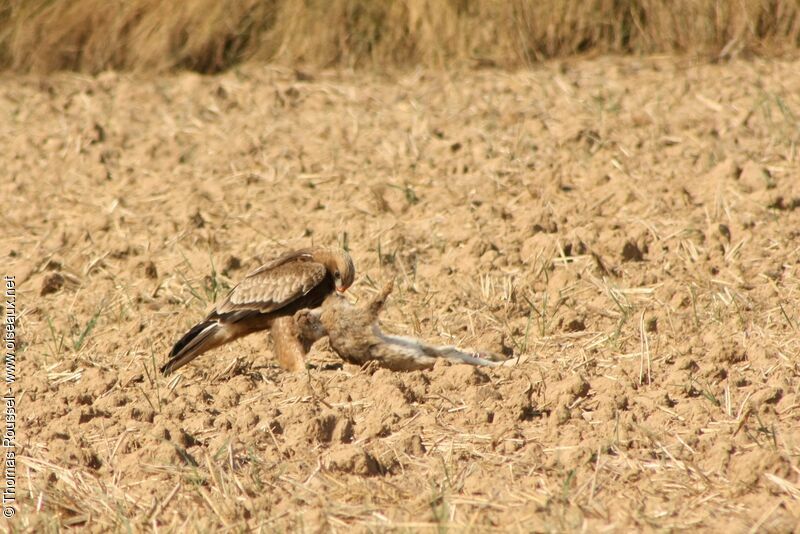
top-left (161, 320), bottom-right (227, 375)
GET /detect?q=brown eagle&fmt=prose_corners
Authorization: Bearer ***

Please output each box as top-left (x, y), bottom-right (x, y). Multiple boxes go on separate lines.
top-left (161, 247), bottom-right (355, 375)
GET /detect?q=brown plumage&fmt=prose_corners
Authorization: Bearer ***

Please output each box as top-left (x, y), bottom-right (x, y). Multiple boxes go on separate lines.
top-left (161, 247), bottom-right (355, 375)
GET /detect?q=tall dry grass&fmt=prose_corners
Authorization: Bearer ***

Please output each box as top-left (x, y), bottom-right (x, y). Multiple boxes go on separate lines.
top-left (0, 0), bottom-right (799, 73)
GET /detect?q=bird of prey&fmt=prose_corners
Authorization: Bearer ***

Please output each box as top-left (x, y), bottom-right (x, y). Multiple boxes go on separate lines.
top-left (161, 247), bottom-right (355, 375)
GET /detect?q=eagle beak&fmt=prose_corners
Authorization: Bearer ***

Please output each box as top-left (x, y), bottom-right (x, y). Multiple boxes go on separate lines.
top-left (336, 287), bottom-right (347, 293)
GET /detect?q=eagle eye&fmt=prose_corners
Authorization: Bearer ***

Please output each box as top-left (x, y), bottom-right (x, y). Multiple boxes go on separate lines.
top-left (334, 270), bottom-right (341, 279)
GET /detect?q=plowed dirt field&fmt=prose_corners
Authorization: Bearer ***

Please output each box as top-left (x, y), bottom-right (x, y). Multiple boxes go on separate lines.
top-left (5, 57), bottom-right (800, 531)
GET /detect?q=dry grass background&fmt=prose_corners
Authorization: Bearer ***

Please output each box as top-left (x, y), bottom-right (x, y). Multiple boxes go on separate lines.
top-left (1, 0), bottom-right (800, 73)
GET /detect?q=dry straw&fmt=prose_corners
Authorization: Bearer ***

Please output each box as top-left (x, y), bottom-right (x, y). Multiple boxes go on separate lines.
top-left (1, 0), bottom-right (799, 73)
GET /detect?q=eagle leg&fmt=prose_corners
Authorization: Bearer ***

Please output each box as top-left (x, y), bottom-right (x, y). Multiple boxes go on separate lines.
top-left (270, 316), bottom-right (307, 372)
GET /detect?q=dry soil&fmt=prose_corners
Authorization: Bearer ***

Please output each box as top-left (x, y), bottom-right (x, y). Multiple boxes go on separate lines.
top-left (4, 56), bottom-right (800, 532)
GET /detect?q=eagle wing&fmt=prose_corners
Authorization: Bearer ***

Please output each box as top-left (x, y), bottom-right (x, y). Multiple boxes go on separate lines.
top-left (213, 255), bottom-right (327, 317)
